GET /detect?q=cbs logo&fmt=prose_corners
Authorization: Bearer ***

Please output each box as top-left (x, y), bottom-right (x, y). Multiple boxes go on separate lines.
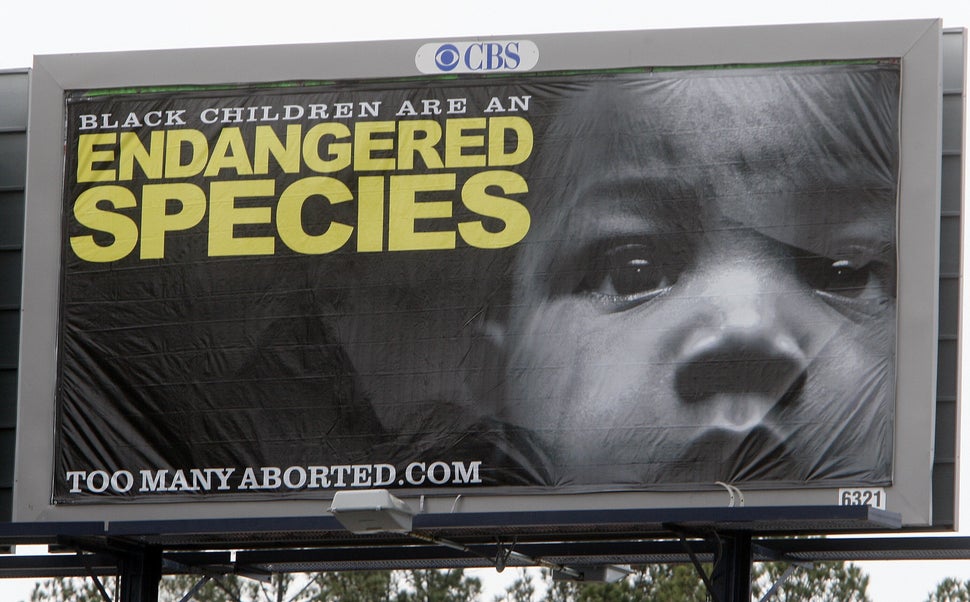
top-left (433, 42), bottom-right (523, 72)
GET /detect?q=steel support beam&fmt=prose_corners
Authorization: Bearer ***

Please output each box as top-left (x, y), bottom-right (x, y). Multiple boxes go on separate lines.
top-left (709, 533), bottom-right (752, 602)
top-left (118, 547), bottom-right (162, 602)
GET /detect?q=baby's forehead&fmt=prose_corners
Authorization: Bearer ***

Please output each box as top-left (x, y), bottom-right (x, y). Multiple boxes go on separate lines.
top-left (555, 178), bottom-right (893, 253)
top-left (528, 66), bottom-right (898, 254)
top-left (556, 69), bottom-right (895, 177)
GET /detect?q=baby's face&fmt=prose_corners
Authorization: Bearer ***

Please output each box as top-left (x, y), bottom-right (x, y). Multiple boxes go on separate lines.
top-left (498, 68), bottom-right (897, 483)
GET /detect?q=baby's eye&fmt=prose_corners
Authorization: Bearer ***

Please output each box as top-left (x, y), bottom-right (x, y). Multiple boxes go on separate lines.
top-left (796, 252), bottom-right (894, 319)
top-left (813, 259), bottom-right (875, 297)
top-left (575, 243), bottom-right (680, 310)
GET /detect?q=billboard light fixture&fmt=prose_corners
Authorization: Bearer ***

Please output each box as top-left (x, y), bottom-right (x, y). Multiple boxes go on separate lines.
top-left (553, 564), bottom-right (634, 583)
top-left (328, 489), bottom-right (631, 582)
top-left (328, 489), bottom-right (415, 534)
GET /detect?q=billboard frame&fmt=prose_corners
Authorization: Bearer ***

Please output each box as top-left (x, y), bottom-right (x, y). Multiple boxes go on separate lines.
top-left (16, 19), bottom-right (946, 530)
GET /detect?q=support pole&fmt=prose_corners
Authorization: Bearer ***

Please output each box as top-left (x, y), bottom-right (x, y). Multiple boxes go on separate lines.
top-left (710, 532), bottom-right (753, 602)
top-left (118, 546), bottom-right (162, 602)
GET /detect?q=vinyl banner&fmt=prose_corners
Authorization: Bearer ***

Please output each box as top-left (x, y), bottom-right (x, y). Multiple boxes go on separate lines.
top-left (56, 63), bottom-right (900, 502)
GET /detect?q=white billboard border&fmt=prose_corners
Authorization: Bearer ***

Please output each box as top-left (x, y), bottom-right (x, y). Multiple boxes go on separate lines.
top-left (15, 19), bottom-right (944, 528)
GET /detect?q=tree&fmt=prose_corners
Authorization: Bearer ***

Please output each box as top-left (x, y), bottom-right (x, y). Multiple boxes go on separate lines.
top-left (159, 573), bottom-right (244, 601)
top-left (494, 568), bottom-right (537, 602)
top-left (25, 561), bottom-right (873, 602)
top-left (926, 577), bottom-right (970, 602)
top-left (503, 565), bottom-right (708, 602)
top-left (310, 571), bottom-right (395, 601)
top-left (630, 564), bottom-right (709, 602)
top-left (393, 568), bottom-right (482, 602)
top-left (29, 576), bottom-right (117, 602)
top-left (25, 570), bottom-right (480, 602)
top-left (29, 574), bottom-right (245, 602)
top-left (499, 560), bottom-right (870, 602)
top-left (752, 561), bottom-right (870, 602)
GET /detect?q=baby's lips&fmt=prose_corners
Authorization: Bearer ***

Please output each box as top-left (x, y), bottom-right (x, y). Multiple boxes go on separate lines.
top-left (708, 393), bottom-right (779, 432)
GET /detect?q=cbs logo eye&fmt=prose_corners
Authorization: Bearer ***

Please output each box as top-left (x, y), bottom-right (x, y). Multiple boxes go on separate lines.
top-left (434, 44), bottom-right (461, 71)
top-left (417, 40), bottom-right (537, 74)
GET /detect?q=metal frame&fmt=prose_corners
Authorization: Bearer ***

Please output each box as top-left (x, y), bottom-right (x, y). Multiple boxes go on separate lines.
top-left (0, 505), bottom-right (966, 602)
top-left (0, 505), bottom-right (906, 602)
top-left (16, 17), bottom-right (946, 529)
top-left (1, 22), bottom-right (964, 602)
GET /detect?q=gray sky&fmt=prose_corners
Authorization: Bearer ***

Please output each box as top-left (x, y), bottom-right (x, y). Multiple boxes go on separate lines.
top-left (2, 0), bottom-right (969, 600)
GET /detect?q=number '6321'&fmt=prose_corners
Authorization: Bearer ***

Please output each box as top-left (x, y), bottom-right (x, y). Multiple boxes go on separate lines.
top-left (839, 488), bottom-right (886, 510)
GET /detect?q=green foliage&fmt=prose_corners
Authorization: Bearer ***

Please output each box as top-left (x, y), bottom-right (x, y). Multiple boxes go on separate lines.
top-left (393, 568), bottom-right (482, 602)
top-left (502, 565), bottom-right (708, 602)
top-left (24, 570), bottom-right (476, 602)
top-left (24, 560), bottom-right (883, 602)
top-left (753, 561), bottom-right (870, 602)
top-left (29, 574), bottom-right (246, 602)
top-left (632, 564), bottom-right (709, 602)
top-left (311, 571), bottom-right (395, 601)
top-left (926, 577), bottom-right (970, 602)
top-left (493, 568), bottom-right (537, 602)
top-left (158, 574), bottom-right (243, 601)
top-left (497, 560), bottom-right (872, 602)
top-left (29, 576), bottom-right (117, 602)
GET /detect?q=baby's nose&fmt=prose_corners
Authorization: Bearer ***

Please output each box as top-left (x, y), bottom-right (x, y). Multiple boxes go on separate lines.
top-left (673, 268), bottom-right (809, 404)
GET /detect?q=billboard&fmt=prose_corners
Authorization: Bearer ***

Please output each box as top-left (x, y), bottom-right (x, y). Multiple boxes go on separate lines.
top-left (17, 20), bottom-right (945, 527)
